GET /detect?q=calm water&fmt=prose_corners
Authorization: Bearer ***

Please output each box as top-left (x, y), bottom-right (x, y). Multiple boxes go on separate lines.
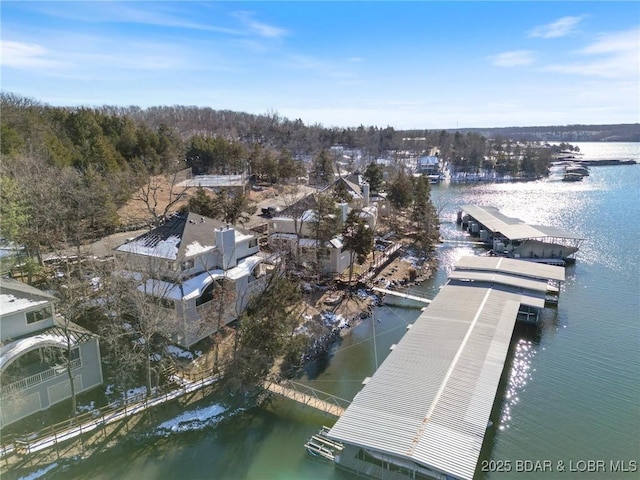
top-left (35, 143), bottom-right (640, 479)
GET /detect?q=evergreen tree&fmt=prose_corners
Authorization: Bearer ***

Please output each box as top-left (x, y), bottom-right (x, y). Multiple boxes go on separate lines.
top-left (410, 176), bottom-right (439, 253)
top-left (309, 193), bottom-right (341, 276)
top-left (213, 188), bottom-right (257, 226)
top-left (387, 167), bottom-right (413, 210)
top-left (363, 162), bottom-right (384, 193)
top-left (187, 186), bottom-right (217, 218)
top-left (342, 210), bottom-right (374, 289)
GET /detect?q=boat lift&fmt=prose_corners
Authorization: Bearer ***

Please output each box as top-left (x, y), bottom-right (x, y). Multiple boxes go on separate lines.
top-left (304, 426), bottom-right (344, 461)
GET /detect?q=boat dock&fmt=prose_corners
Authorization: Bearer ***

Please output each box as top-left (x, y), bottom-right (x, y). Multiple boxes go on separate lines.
top-left (457, 204), bottom-right (584, 264)
top-left (325, 256), bottom-right (565, 480)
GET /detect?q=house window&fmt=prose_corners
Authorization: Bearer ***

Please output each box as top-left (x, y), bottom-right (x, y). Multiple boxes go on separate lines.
top-left (181, 259), bottom-right (194, 271)
top-left (157, 298), bottom-right (175, 310)
top-left (196, 283), bottom-right (215, 307)
top-left (27, 307), bottom-right (52, 324)
top-left (249, 238), bottom-right (258, 248)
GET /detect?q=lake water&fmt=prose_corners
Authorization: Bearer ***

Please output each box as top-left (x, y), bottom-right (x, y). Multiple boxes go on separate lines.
top-left (33, 143), bottom-right (640, 479)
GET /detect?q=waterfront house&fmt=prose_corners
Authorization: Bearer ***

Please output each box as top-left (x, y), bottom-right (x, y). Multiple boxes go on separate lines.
top-left (0, 279), bottom-right (103, 428)
top-left (115, 212), bottom-right (267, 348)
top-left (417, 155), bottom-right (441, 175)
top-left (267, 177), bottom-right (377, 275)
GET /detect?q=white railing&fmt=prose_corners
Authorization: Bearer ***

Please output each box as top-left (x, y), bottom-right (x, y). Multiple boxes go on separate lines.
top-left (1, 358), bottom-right (82, 397)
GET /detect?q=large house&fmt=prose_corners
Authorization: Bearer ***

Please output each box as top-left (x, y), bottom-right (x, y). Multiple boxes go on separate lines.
top-left (115, 212), bottom-right (267, 348)
top-left (0, 279), bottom-right (103, 428)
top-left (267, 177), bottom-right (377, 275)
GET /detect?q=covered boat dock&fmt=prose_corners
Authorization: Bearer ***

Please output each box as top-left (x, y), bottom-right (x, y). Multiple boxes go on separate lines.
top-left (325, 257), bottom-right (564, 480)
top-left (457, 205), bottom-right (584, 264)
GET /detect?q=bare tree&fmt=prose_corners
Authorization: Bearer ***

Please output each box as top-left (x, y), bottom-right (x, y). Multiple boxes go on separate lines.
top-left (132, 170), bottom-right (190, 227)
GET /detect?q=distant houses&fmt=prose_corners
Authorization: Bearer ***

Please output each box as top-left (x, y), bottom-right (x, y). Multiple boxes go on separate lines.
top-left (114, 212), bottom-right (268, 348)
top-left (0, 279), bottom-right (103, 428)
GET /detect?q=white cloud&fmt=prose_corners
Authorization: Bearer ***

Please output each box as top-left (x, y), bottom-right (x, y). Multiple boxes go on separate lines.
top-left (487, 50), bottom-right (536, 67)
top-left (232, 11), bottom-right (288, 39)
top-left (543, 28), bottom-right (640, 79)
top-left (0, 40), bottom-right (67, 69)
top-left (581, 28), bottom-right (640, 55)
top-left (529, 16), bottom-right (585, 39)
top-left (33, 3), bottom-right (241, 35)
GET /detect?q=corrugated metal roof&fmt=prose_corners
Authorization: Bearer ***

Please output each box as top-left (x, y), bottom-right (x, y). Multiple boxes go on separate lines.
top-left (460, 205), bottom-right (581, 241)
top-left (447, 270), bottom-right (550, 292)
top-left (329, 257), bottom-right (564, 480)
top-left (455, 255), bottom-right (565, 282)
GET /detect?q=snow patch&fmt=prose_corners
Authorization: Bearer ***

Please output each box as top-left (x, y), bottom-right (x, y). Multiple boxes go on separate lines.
top-left (117, 235), bottom-right (181, 260)
top-left (321, 311), bottom-right (349, 329)
top-left (155, 404), bottom-right (227, 433)
top-left (17, 463), bottom-right (58, 480)
top-left (166, 345), bottom-right (194, 360)
top-left (185, 241), bottom-right (215, 257)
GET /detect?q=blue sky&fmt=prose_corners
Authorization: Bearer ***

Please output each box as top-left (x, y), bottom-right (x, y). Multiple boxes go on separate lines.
top-left (2, 1), bottom-right (639, 129)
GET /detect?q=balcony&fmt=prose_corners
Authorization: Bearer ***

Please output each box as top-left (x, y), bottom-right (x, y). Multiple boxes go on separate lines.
top-left (1, 358), bottom-right (82, 397)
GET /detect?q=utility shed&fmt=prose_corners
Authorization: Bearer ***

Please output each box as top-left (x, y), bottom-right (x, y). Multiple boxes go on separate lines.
top-left (328, 257), bottom-right (565, 480)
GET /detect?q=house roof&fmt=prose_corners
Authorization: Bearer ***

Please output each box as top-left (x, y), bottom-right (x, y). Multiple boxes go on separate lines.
top-left (320, 177), bottom-right (363, 199)
top-left (0, 318), bottom-right (95, 371)
top-left (277, 193), bottom-right (318, 218)
top-left (0, 278), bottom-right (57, 316)
top-left (138, 255), bottom-right (263, 301)
top-left (419, 156), bottom-right (439, 166)
top-left (115, 212), bottom-right (256, 261)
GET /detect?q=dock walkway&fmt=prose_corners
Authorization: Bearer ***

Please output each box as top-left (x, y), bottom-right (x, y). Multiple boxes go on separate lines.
top-left (264, 381), bottom-right (349, 417)
top-left (371, 287), bottom-right (432, 308)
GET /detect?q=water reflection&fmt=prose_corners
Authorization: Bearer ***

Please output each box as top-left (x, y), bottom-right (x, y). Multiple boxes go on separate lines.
top-left (499, 338), bottom-right (536, 431)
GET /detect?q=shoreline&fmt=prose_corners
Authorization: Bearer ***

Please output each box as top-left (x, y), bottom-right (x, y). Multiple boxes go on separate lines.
top-left (296, 250), bottom-right (437, 367)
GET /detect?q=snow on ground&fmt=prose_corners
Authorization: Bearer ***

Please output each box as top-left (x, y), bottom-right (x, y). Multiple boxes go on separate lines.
top-left (321, 311), bottom-right (350, 329)
top-left (17, 462), bottom-right (58, 480)
top-left (155, 404), bottom-right (227, 434)
top-left (77, 401), bottom-right (95, 413)
top-left (166, 344), bottom-right (202, 360)
top-left (126, 386), bottom-right (148, 398)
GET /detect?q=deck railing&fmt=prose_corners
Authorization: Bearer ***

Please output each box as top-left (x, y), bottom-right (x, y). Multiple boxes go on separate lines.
top-left (0, 367), bottom-right (222, 459)
top-left (1, 358), bottom-right (82, 397)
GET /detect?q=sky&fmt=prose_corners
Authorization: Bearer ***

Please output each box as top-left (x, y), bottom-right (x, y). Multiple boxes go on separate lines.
top-left (1, 1), bottom-right (639, 130)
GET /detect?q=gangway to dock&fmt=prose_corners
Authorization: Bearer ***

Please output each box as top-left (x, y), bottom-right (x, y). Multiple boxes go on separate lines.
top-left (263, 381), bottom-right (349, 417)
top-left (372, 287), bottom-right (432, 308)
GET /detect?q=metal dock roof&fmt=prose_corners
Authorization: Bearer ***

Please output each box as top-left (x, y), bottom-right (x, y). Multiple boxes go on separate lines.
top-left (460, 205), bottom-right (583, 241)
top-left (328, 257), bottom-right (565, 480)
top-left (449, 270), bottom-right (553, 292)
top-left (455, 255), bottom-right (566, 282)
